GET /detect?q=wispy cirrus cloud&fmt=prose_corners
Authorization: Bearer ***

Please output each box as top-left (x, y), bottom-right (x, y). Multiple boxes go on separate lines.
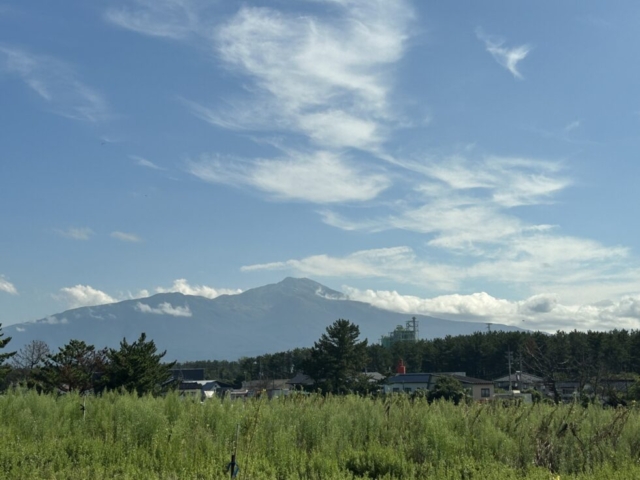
top-left (476, 28), bottom-right (531, 79)
top-left (105, 0), bottom-right (203, 40)
top-left (130, 155), bottom-right (165, 170)
top-left (242, 246), bottom-right (460, 291)
top-left (55, 227), bottom-right (94, 241)
top-left (0, 45), bottom-right (109, 122)
top-left (188, 150), bottom-right (390, 204)
top-left (564, 120), bottom-right (581, 132)
top-left (111, 231), bottom-right (143, 243)
top-left (206, 1), bottom-right (412, 151)
top-left (241, 236), bottom-right (628, 298)
top-left (321, 154), bottom-right (570, 251)
top-left (0, 276), bottom-right (18, 295)
top-left (111, 1), bottom-right (412, 203)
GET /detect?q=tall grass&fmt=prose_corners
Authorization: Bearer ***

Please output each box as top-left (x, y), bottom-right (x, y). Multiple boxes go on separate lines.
top-left (0, 389), bottom-right (639, 479)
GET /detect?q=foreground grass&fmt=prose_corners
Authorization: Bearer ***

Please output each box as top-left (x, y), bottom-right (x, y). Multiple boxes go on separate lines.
top-left (0, 390), bottom-right (639, 479)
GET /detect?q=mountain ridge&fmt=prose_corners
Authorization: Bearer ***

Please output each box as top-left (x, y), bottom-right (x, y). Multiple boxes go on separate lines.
top-left (5, 278), bottom-right (525, 361)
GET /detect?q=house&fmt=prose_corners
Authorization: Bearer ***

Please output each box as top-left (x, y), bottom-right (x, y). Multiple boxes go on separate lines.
top-left (493, 372), bottom-right (545, 392)
top-left (243, 378), bottom-right (291, 398)
top-left (384, 373), bottom-right (432, 394)
top-left (440, 374), bottom-right (494, 401)
top-left (178, 379), bottom-right (235, 400)
top-left (287, 372), bottom-right (314, 390)
top-left (552, 377), bottom-right (635, 403)
top-left (384, 372), bottom-right (494, 400)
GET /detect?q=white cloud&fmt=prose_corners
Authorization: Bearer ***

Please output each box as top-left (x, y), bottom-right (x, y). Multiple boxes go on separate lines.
top-left (322, 155), bottom-right (570, 252)
top-left (130, 155), bottom-right (165, 170)
top-left (341, 286), bottom-right (640, 332)
top-left (0, 45), bottom-right (109, 122)
top-left (155, 278), bottom-right (241, 299)
top-left (170, 0), bottom-right (412, 157)
top-left (188, 150), bottom-right (390, 203)
top-left (564, 120), bottom-right (581, 132)
top-left (54, 279), bottom-right (238, 311)
top-left (56, 285), bottom-right (117, 309)
top-left (42, 315), bottom-right (69, 325)
top-left (0, 276), bottom-right (18, 295)
top-left (476, 29), bottom-right (531, 79)
top-left (242, 246), bottom-right (460, 290)
top-left (16, 327), bottom-right (25, 332)
top-left (111, 231), bottom-right (143, 243)
top-left (243, 234), bottom-right (629, 300)
top-left (105, 0), bottom-right (202, 39)
top-left (135, 301), bottom-right (192, 317)
top-left (55, 227), bottom-right (94, 241)
top-left (212, 2), bottom-right (411, 146)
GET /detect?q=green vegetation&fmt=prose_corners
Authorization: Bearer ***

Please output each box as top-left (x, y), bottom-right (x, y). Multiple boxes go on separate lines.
top-left (1, 390), bottom-right (640, 479)
top-left (99, 333), bottom-right (175, 396)
top-left (427, 376), bottom-right (465, 405)
top-left (0, 323), bottom-right (16, 387)
top-left (177, 329), bottom-right (640, 395)
top-left (303, 319), bottom-right (368, 394)
top-left (36, 340), bottom-right (107, 393)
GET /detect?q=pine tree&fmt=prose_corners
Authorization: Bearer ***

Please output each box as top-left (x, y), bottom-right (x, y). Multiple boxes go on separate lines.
top-left (101, 333), bottom-right (175, 396)
top-left (36, 340), bottom-right (107, 393)
top-left (0, 324), bottom-right (16, 387)
top-left (304, 319), bottom-right (368, 394)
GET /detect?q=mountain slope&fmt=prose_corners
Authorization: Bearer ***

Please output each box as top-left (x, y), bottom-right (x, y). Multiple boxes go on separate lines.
top-left (4, 278), bottom-right (525, 361)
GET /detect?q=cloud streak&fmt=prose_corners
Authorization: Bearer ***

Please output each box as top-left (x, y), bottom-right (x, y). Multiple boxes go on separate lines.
top-left (0, 276), bottom-right (18, 295)
top-left (188, 150), bottom-right (390, 203)
top-left (111, 231), bottom-right (143, 243)
top-left (242, 246), bottom-right (460, 290)
top-left (131, 155), bottom-right (165, 170)
top-left (135, 301), bottom-right (192, 317)
top-left (476, 29), bottom-right (531, 79)
top-left (55, 227), bottom-right (94, 241)
top-left (207, 1), bottom-right (412, 151)
top-left (105, 0), bottom-right (202, 39)
top-left (0, 45), bottom-right (109, 122)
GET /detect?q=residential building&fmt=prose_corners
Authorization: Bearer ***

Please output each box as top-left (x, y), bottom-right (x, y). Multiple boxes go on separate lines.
top-left (493, 372), bottom-right (545, 392)
top-left (384, 372), bottom-right (494, 400)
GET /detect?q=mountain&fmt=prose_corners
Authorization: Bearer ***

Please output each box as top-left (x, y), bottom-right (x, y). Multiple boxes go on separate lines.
top-left (4, 278), bottom-right (525, 361)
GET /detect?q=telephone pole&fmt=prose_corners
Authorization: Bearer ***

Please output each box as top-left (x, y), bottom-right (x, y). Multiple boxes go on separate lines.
top-left (506, 348), bottom-right (514, 392)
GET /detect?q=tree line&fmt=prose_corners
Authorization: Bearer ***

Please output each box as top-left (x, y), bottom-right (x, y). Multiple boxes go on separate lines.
top-left (0, 325), bottom-right (175, 395)
top-left (177, 327), bottom-right (640, 391)
top-left (3, 320), bottom-right (640, 397)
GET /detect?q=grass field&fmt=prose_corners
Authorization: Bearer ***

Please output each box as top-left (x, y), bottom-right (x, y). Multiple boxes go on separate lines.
top-left (0, 390), bottom-right (639, 479)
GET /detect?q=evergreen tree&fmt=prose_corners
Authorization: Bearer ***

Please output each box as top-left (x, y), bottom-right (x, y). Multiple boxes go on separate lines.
top-left (0, 324), bottom-right (16, 387)
top-left (304, 319), bottom-right (368, 394)
top-left (101, 333), bottom-right (175, 396)
top-left (36, 340), bottom-right (107, 393)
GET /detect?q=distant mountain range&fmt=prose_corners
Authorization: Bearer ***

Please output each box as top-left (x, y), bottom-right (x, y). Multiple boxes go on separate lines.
top-left (4, 278), bottom-right (525, 361)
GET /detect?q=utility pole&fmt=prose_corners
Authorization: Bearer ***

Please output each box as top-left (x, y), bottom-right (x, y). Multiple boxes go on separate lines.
top-left (506, 348), bottom-right (514, 393)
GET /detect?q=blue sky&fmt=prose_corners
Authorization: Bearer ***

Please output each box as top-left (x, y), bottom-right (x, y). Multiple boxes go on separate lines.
top-left (2, 0), bottom-right (640, 332)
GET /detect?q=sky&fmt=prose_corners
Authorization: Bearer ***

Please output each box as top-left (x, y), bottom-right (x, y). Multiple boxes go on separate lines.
top-left (2, 0), bottom-right (640, 333)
